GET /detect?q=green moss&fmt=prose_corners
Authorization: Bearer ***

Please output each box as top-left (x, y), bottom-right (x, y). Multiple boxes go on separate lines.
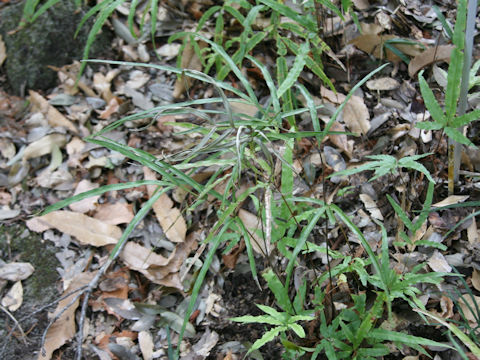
top-left (0, 223), bottom-right (60, 305)
top-left (0, 0), bottom-right (113, 94)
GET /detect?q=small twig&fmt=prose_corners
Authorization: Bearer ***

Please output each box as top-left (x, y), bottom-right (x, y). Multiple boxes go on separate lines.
top-left (74, 237), bottom-right (131, 360)
top-left (23, 286), bottom-right (89, 320)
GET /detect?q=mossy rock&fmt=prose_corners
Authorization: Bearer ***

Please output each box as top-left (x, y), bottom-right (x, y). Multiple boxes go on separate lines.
top-left (0, 0), bottom-right (113, 94)
top-left (0, 223), bottom-right (62, 359)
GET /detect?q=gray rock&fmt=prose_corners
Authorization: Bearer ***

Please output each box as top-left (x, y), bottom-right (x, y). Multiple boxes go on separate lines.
top-left (0, 0), bottom-right (113, 94)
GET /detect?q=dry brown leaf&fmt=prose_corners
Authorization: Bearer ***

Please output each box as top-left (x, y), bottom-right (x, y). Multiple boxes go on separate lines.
top-left (359, 194), bottom-right (383, 220)
top-left (30, 210), bottom-right (121, 246)
top-left (66, 137), bottom-right (87, 168)
top-left (0, 262), bottom-right (34, 281)
top-left (38, 272), bottom-right (95, 360)
top-left (328, 122), bottom-right (353, 158)
top-left (23, 134), bottom-right (67, 161)
top-left (352, 0), bottom-right (369, 11)
top-left (366, 77), bottom-right (400, 91)
top-left (472, 269), bottom-right (480, 292)
top-left (29, 91), bottom-right (77, 133)
top-left (94, 202), bottom-right (134, 225)
top-left (93, 69), bottom-right (120, 102)
top-left (360, 194), bottom-right (383, 220)
top-left (99, 97), bottom-right (120, 119)
top-left (69, 179), bottom-right (100, 213)
top-left (230, 99), bottom-right (261, 118)
top-left (173, 39), bottom-right (206, 98)
top-left (320, 86), bottom-right (346, 104)
top-left (432, 195), bottom-right (469, 208)
top-left (408, 45), bottom-right (454, 78)
top-left (121, 242), bottom-right (170, 269)
top-left (144, 167), bottom-right (186, 243)
top-left (350, 34), bottom-right (423, 62)
top-left (0, 34), bottom-right (6, 67)
top-left (440, 295), bottom-right (454, 319)
top-left (467, 215), bottom-right (479, 245)
top-left (120, 232), bottom-right (197, 290)
top-left (427, 251), bottom-right (452, 273)
top-left (343, 96), bottom-right (370, 135)
top-left (458, 295), bottom-right (480, 327)
top-left (138, 331), bottom-right (154, 360)
top-left (1, 281), bottom-right (23, 312)
top-left (238, 209), bottom-right (271, 256)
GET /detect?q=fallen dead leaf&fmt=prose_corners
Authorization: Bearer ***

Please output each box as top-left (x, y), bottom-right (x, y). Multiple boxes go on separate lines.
top-left (0, 34), bottom-right (5, 66)
top-left (350, 34), bottom-right (423, 62)
top-left (458, 294), bottom-right (480, 327)
top-left (144, 167), bottom-right (186, 243)
top-left (467, 215), bottom-right (479, 245)
top-left (23, 134), bottom-right (67, 161)
top-left (28, 210), bottom-right (122, 246)
top-left (238, 209), bottom-right (271, 256)
top-left (120, 231), bottom-right (197, 290)
top-left (432, 195), bottom-right (469, 208)
top-left (69, 179), bottom-right (100, 213)
top-left (120, 242), bottom-right (169, 269)
top-left (93, 69), bottom-right (120, 103)
top-left (1, 281), bottom-right (23, 312)
top-left (94, 202), bottom-right (134, 225)
top-left (99, 97), bottom-right (120, 119)
top-left (328, 122), bottom-right (354, 158)
top-left (138, 330), bottom-right (154, 360)
top-left (173, 38), bottom-right (207, 98)
top-left (408, 45), bottom-right (454, 78)
top-left (343, 96), bottom-right (370, 135)
top-left (0, 262), bottom-right (34, 281)
top-left (366, 77), bottom-right (400, 91)
top-left (359, 194), bottom-right (383, 220)
top-left (472, 269), bottom-right (480, 292)
top-left (29, 91), bottom-right (77, 133)
top-left (427, 251), bottom-right (452, 273)
top-left (38, 272), bottom-right (95, 360)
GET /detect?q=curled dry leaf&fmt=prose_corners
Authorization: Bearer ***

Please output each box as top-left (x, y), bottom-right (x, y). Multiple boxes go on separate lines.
top-left (0, 262), bottom-right (34, 281)
top-left (27, 210), bottom-right (122, 247)
top-left (29, 91), bottom-right (77, 133)
top-left (359, 194), bottom-right (384, 220)
top-left (144, 167), bottom-right (186, 243)
top-left (343, 96), bottom-right (370, 135)
top-left (1, 281), bottom-right (23, 312)
top-left (68, 179), bottom-right (100, 213)
top-left (120, 232), bottom-right (197, 290)
top-left (38, 272), bottom-right (95, 360)
top-left (23, 134), bottom-right (67, 161)
top-left (99, 97), bottom-right (120, 119)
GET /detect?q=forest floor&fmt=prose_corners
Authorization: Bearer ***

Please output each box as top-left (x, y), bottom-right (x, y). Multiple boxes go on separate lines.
top-left (1, 0), bottom-right (480, 359)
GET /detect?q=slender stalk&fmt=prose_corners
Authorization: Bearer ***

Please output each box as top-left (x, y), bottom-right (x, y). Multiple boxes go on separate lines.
top-left (450, 0), bottom-right (477, 193)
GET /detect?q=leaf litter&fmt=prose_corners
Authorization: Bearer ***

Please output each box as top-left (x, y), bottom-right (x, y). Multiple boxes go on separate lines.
top-left (1, 0), bottom-right (480, 359)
